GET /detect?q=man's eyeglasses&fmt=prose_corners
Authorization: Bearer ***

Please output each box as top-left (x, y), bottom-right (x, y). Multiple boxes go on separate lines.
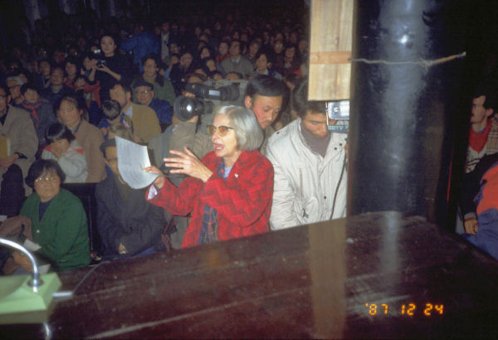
top-left (207, 125), bottom-right (234, 136)
top-left (135, 90), bottom-right (152, 95)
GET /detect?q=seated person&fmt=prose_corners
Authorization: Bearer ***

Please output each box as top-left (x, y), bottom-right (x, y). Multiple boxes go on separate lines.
top-left (56, 94), bottom-right (106, 183)
top-left (145, 105), bottom-right (274, 248)
top-left (19, 83), bottom-right (57, 150)
top-left (40, 66), bottom-right (74, 108)
top-left (463, 157), bottom-right (498, 260)
top-left (19, 159), bottom-right (90, 271)
top-left (131, 54), bottom-right (176, 105)
top-left (96, 138), bottom-right (167, 258)
top-left (41, 122), bottom-right (88, 183)
top-left (109, 82), bottom-right (161, 144)
top-left (0, 84), bottom-right (38, 217)
top-left (98, 99), bottom-right (135, 143)
top-left (133, 79), bottom-right (173, 130)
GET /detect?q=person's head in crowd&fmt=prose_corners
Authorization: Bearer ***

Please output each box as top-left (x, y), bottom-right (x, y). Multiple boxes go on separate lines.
top-left (229, 40), bottom-right (242, 58)
top-left (199, 33), bottom-right (210, 44)
top-left (232, 31), bottom-right (241, 41)
top-left (284, 44), bottom-right (298, 60)
top-left (179, 51), bottom-right (193, 70)
top-left (6, 74), bottom-right (25, 103)
top-left (65, 57), bottom-right (81, 80)
top-left (217, 41), bottom-right (229, 58)
top-left (6, 59), bottom-right (21, 74)
top-left (56, 94), bottom-right (86, 130)
top-left (52, 47), bottom-right (66, 66)
top-left (193, 67), bottom-right (207, 77)
top-left (225, 72), bottom-right (243, 81)
top-left (100, 34), bottom-right (118, 58)
top-left (100, 138), bottom-right (121, 177)
top-left (102, 99), bottom-right (121, 123)
top-left (49, 66), bottom-right (65, 88)
top-left (298, 38), bottom-right (309, 57)
top-left (273, 39), bottom-right (284, 54)
top-left (142, 54), bottom-right (160, 79)
top-left (288, 31), bottom-right (299, 45)
top-left (202, 58), bottom-right (218, 74)
top-left (208, 105), bottom-right (264, 166)
top-left (169, 42), bottom-right (180, 55)
top-left (74, 75), bottom-right (89, 91)
top-left (471, 88), bottom-right (496, 130)
top-left (82, 52), bottom-right (97, 72)
top-left (20, 83), bottom-right (41, 104)
top-left (109, 82), bottom-right (132, 111)
top-left (25, 159), bottom-right (65, 201)
top-left (45, 122), bottom-right (76, 158)
top-left (292, 79), bottom-right (329, 139)
top-left (38, 59), bottom-right (51, 78)
top-left (247, 40), bottom-right (261, 59)
top-left (244, 75), bottom-right (287, 129)
top-left (133, 80), bottom-right (155, 106)
top-left (240, 31), bottom-right (249, 44)
top-left (77, 35), bottom-right (88, 53)
top-left (273, 31), bottom-right (285, 43)
top-left (185, 73), bottom-right (207, 86)
top-left (199, 46), bottom-right (212, 61)
top-left (255, 51), bottom-right (273, 74)
top-left (161, 21), bottom-right (170, 34)
top-left (67, 44), bottom-right (80, 58)
top-left (212, 71), bottom-right (223, 81)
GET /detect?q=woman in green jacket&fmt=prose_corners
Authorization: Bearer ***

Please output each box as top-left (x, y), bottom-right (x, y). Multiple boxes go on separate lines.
top-left (20, 159), bottom-right (90, 271)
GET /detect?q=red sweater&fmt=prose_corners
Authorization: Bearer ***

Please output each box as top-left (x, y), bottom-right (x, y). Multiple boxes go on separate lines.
top-left (477, 163), bottom-right (498, 215)
top-left (147, 150), bottom-right (274, 248)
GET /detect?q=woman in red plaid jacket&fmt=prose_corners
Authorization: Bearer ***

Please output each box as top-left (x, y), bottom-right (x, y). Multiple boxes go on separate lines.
top-left (146, 106), bottom-right (274, 248)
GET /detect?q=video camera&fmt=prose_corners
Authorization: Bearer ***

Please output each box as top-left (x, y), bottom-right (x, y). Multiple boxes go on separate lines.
top-left (173, 79), bottom-right (248, 121)
top-left (326, 100), bottom-right (349, 134)
top-left (92, 49), bottom-right (106, 67)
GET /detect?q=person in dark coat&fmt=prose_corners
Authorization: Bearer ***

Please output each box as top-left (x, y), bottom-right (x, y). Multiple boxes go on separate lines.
top-left (96, 138), bottom-right (167, 259)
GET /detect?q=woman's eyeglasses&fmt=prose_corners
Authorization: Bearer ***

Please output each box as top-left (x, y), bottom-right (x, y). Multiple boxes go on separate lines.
top-left (35, 176), bottom-right (59, 184)
top-left (207, 125), bottom-right (234, 136)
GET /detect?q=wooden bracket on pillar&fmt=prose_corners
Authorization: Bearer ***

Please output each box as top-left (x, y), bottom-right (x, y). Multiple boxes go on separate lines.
top-left (309, 0), bottom-right (354, 101)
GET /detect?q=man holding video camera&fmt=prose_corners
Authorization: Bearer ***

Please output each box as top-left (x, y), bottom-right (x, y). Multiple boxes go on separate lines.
top-left (266, 79), bottom-right (347, 230)
top-left (168, 75), bottom-right (287, 159)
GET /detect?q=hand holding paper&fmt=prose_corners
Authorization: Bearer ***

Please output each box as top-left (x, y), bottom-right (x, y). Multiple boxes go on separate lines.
top-left (115, 137), bottom-right (159, 189)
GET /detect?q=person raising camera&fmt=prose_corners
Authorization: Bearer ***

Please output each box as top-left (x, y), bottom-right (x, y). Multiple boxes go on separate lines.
top-left (93, 34), bottom-right (133, 102)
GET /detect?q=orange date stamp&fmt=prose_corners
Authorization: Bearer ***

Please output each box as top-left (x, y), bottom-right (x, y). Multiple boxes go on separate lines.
top-left (364, 303), bottom-right (445, 317)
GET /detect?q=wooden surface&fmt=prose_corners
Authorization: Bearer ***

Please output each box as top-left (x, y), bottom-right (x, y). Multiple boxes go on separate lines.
top-left (309, 0), bottom-right (353, 101)
top-left (2, 212), bottom-right (498, 338)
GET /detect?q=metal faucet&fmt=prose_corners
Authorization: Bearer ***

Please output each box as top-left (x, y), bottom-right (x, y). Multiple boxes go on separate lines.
top-left (0, 238), bottom-right (43, 292)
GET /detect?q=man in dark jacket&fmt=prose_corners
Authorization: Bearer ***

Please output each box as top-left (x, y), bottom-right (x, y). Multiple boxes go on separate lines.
top-left (96, 138), bottom-right (167, 259)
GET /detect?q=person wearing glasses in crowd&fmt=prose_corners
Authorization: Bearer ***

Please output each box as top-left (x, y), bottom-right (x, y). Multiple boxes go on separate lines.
top-left (145, 106), bottom-right (273, 248)
top-left (17, 159), bottom-right (90, 271)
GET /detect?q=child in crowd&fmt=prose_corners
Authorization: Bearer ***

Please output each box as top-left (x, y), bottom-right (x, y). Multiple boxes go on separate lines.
top-left (41, 122), bottom-right (88, 183)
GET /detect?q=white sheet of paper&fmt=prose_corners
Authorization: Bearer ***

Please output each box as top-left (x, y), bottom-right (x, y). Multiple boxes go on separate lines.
top-left (116, 137), bottom-right (159, 189)
top-left (24, 239), bottom-right (41, 252)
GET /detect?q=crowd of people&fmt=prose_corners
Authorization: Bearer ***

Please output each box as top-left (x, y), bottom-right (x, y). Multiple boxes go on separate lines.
top-left (0, 6), bottom-right (346, 273)
top-left (1, 3), bottom-right (498, 273)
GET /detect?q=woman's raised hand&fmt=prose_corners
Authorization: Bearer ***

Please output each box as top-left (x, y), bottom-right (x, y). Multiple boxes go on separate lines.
top-left (164, 147), bottom-right (213, 182)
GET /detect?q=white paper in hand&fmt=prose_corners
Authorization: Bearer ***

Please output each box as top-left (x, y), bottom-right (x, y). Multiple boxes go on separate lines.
top-left (115, 136), bottom-right (159, 189)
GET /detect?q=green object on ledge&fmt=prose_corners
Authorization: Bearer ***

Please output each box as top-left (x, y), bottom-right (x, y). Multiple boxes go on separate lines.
top-left (0, 273), bottom-right (61, 324)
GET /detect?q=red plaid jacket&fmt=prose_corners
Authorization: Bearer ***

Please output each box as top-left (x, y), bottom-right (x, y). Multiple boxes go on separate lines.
top-left (147, 150), bottom-right (274, 248)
